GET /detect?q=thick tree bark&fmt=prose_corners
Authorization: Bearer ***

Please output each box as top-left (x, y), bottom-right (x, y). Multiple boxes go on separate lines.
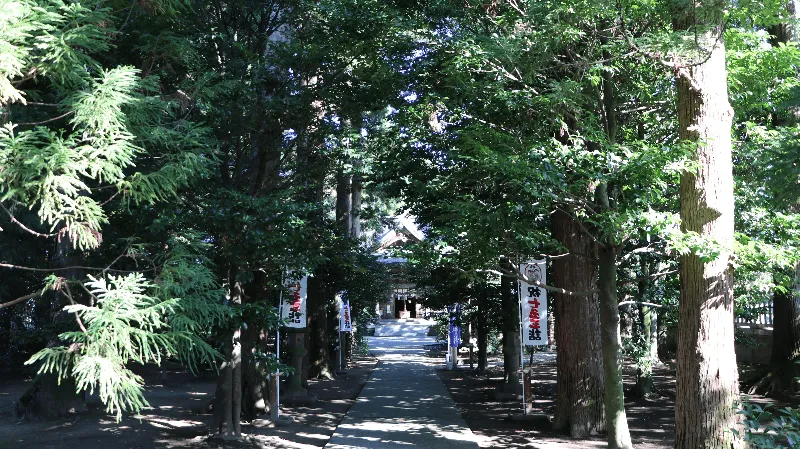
top-left (673, 8), bottom-right (743, 446)
top-left (550, 210), bottom-right (605, 437)
top-left (500, 256), bottom-right (521, 391)
top-left (240, 270), bottom-right (271, 420)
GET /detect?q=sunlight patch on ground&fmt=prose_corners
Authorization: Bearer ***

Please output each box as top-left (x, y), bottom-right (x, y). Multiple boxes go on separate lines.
top-left (295, 432), bottom-right (330, 440)
top-left (147, 417), bottom-right (203, 428)
top-left (258, 435), bottom-right (327, 448)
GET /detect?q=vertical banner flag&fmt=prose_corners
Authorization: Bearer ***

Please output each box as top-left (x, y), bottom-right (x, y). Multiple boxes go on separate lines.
top-left (520, 261), bottom-right (548, 346)
top-left (280, 275), bottom-right (308, 328)
top-left (448, 303), bottom-right (461, 348)
top-left (340, 297), bottom-right (353, 332)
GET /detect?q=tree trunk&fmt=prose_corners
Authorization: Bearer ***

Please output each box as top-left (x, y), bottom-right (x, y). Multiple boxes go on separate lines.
top-left (17, 237), bottom-right (86, 420)
top-left (212, 268), bottom-right (243, 438)
top-left (749, 263), bottom-right (800, 395)
top-left (335, 172), bottom-right (352, 238)
top-left (673, 7), bottom-right (743, 446)
top-left (307, 274), bottom-right (334, 379)
top-left (476, 292), bottom-right (489, 374)
top-left (350, 177), bottom-right (362, 239)
top-left (500, 256), bottom-right (520, 392)
top-left (745, 1), bottom-right (800, 397)
top-left (240, 270), bottom-right (272, 420)
top-left (633, 258), bottom-right (658, 397)
top-left (597, 239), bottom-right (633, 449)
top-left (16, 373), bottom-right (87, 420)
top-left (550, 209), bottom-right (605, 437)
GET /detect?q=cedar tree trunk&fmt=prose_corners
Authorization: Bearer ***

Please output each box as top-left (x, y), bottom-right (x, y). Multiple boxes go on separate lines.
top-left (550, 209), bottom-right (605, 437)
top-left (673, 6), bottom-right (743, 446)
top-left (500, 256), bottom-right (521, 391)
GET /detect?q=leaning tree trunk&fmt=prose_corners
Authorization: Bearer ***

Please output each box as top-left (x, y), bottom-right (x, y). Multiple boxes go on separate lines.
top-left (550, 209), bottom-right (605, 437)
top-left (500, 256), bottom-right (521, 392)
top-left (673, 5), bottom-right (743, 446)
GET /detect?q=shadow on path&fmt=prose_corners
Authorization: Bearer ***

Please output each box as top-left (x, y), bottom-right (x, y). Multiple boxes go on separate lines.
top-left (326, 336), bottom-right (482, 449)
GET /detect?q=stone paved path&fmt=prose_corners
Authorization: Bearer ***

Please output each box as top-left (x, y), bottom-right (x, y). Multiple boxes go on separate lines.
top-left (325, 335), bottom-right (481, 449)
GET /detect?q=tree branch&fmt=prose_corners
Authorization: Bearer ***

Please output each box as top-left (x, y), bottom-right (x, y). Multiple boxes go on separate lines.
top-left (619, 244), bottom-right (663, 264)
top-left (0, 291), bottom-right (41, 309)
top-left (0, 262), bottom-right (156, 273)
top-left (480, 267), bottom-right (599, 297)
top-left (618, 300), bottom-right (663, 308)
top-left (76, 281), bottom-right (99, 307)
top-left (553, 206), bottom-right (606, 249)
top-left (63, 284), bottom-right (88, 333)
top-left (17, 110), bottom-right (73, 127)
top-left (1, 203), bottom-right (58, 238)
top-left (619, 269), bottom-right (677, 285)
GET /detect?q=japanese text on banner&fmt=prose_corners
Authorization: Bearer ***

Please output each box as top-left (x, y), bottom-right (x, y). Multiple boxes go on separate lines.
top-left (280, 275), bottom-right (308, 328)
top-left (340, 298), bottom-right (352, 332)
top-left (520, 261), bottom-right (548, 346)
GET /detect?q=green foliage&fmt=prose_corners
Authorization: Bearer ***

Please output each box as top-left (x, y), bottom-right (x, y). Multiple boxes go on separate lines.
top-left (0, 0), bottom-right (213, 251)
top-left (25, 234), bottom-right (227, 421)
top-left (623, 332), bottom-right (658, 376)
top-left (736, 400), bottom-right (800, 448)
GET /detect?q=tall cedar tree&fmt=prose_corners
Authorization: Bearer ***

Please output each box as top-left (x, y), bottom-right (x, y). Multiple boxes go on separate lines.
top-left (672, 1), bottom-right (744, 447)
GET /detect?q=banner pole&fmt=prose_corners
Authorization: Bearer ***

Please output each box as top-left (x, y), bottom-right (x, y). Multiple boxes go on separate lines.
top-left (275, 275), bottom-right (283, 421)
top-left (518, 279), bottom-right (527, 416)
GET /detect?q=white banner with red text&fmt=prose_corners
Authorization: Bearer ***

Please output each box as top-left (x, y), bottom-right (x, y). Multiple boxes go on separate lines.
top-left (520, 260), bottom-right (548, 346)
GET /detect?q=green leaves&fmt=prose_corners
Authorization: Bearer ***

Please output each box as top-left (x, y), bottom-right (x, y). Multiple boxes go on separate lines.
top-left (737, 400), bottom-right (800, 448)
top-left (23, 231), bottom-right (226, 421)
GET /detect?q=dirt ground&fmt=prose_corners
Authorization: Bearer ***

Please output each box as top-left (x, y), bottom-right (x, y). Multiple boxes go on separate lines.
top-left (0, 354), bottom-right (377, 449)
top-left (0, 349), bottom-right (789, 449)
top-left (437, 352), bottom-right (678, 449)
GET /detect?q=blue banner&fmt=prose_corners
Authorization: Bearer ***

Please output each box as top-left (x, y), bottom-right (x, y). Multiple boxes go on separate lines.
top-left (448, 303), bottom-right (461, 348)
